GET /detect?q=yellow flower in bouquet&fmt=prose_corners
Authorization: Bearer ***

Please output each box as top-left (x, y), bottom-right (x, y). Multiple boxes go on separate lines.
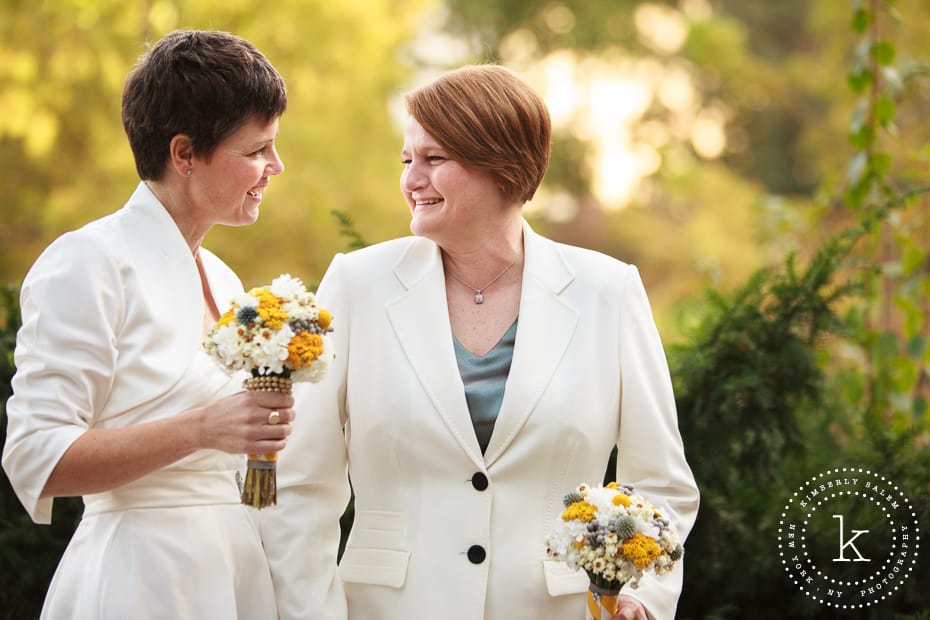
top-left (204, 274), bottom-right (334, 508)
top-left (545, 482), bottom-right (684, 619)
top-left (205, 274), bottom-right (334, 383)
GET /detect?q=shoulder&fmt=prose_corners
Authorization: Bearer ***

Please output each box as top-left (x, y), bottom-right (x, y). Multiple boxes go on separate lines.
top-left (546, 236), bottom-right (639, 290)
top-left (19, 214), bottom-right (131, 327)
top-left (554, 240), bottom-right (630, 270)
top-left (344, 236), bottom-right (419, 262)
top-left (327, 236), bottom-right (421, 275)
top-left (24, 212), bottom-right (127, 285)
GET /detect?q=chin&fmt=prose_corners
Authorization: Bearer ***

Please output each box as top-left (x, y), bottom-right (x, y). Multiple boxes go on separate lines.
top-left (409, 221), bottom-right (436, 241)
top-left (409, 211), bottom-right (438, 238)
top-left (238, 206), bottom-right (261, 226)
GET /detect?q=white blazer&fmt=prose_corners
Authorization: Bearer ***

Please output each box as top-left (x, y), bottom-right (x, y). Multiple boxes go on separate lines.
top-left (3, 182), bottom-right (244, 523)
top-left (261, 221), bottom-right (699, 620)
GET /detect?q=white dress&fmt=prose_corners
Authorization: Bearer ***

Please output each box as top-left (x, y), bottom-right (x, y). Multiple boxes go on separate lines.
top-left (2, 183), bottom-right (277, 619)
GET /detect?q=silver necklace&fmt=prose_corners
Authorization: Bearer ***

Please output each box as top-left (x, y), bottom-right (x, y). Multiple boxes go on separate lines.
top-left (446, 259), bottom-right (517, 304)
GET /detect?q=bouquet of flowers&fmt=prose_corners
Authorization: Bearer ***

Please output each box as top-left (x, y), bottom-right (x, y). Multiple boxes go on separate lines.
top-left (545, 482), bottom-right (684, 620)
top-left (204, 274), bottom-right (334, 508)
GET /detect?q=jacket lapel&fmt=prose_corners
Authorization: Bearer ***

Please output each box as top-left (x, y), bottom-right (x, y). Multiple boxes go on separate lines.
top-left (484, 221), bottom-right (578, 466)
top-left (386, 238), bottom-right (486, 469)
top-left (119, 182), bottom-right (203, 351)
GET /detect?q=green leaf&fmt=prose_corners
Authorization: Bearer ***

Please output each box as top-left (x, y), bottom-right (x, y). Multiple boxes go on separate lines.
top-left (871, 41), bottom-right (896, 65)
top-left (875, 331), bottom-right (900, 358)
top-left (851, 8), bottom-right (872, 33)
top-left (847, 68), bottom-right (873, 94)
top-left (901, 244), bottom-right (926, 274)
top-left (906, 335), bottom-right (927, 359)
top-left (845, 180), bottom-right (868, 208)
top-left (848, 125), bottom-right (874, 150)
top-left (874, 97), bottom-right (896, 126)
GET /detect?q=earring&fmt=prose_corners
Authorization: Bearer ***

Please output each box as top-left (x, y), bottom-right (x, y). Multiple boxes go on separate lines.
top-left (186, 169), bottom-right (192, 176)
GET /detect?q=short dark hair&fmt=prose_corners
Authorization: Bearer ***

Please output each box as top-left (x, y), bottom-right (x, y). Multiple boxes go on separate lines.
top-left (121, 30), bottom-right (287, 180)
top-left (405, 65), bottom-right (551, 203)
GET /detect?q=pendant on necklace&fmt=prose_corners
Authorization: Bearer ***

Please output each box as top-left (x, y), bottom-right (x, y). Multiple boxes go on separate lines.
top-left (474, 292), bottom-right (485, 304)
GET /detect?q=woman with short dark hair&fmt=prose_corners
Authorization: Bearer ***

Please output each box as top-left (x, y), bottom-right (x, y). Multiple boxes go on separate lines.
top-left (3, 30), bottom-right (291, 619)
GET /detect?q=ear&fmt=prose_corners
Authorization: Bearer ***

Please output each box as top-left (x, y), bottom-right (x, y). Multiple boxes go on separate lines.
top-left (168, 134), bottom-right (195, 178)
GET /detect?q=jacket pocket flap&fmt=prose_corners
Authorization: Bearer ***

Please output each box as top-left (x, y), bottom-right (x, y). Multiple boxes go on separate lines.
top-left (542, 560), bottom-right (589, 596)
top-left (340, 547), bottom-right (410, 588)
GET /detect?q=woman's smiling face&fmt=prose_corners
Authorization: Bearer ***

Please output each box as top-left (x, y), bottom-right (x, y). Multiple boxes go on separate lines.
top-left (400, 117), bottom-right (507, 246)
top-left (190, 115), bottom-right (285, 228)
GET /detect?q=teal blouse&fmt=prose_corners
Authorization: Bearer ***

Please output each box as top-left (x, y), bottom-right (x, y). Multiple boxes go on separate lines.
top-left (453, 320), bottom-right (518, 455)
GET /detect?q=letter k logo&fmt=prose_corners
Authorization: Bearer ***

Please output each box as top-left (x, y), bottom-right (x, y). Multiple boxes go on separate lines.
top-left (832, 515), bottom-right (870, 562)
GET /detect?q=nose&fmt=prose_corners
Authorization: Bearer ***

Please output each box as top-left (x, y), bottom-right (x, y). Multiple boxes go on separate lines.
top-left (401, 161), bottom-right (427, 193)
top-left (267, 145), bottom-right (285, 177)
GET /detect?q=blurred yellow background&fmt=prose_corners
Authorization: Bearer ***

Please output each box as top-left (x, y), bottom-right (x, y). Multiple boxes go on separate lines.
top-left (3, 0), bottom-right (930, 342)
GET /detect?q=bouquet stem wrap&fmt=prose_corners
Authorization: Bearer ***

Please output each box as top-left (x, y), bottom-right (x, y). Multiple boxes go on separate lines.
top-left (586, 582), bottom-right (620, 620)
top-left (240, 372), bottom-right (292, 508)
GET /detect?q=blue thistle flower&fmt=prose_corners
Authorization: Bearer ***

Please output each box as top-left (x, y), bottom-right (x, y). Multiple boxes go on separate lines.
top-left (236, 306), bottom-right (259, 325)
top-left (611, 516), bottom-right (638, 540)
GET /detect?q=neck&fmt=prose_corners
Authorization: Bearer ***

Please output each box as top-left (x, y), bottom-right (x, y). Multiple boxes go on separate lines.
top-left (440, 217), bottom-right (524, 281)
top-left (144, 179), bottom-right (207, 254)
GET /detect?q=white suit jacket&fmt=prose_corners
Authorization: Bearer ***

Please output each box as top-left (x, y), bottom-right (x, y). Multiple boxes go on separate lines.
top-left (261, 221), bottom-right (699, 620)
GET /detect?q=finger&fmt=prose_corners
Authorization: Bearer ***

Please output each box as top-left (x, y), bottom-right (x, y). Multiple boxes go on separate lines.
top-left (613, 598), bottom-right (646, 620)
top-left (261, 408), bottom-right (294, 425)
top-left (250, 392), bottom-right (295, 409)
top-left (255, 423), bottom-right (291, 440)
top-left (249, 438), bottom-right (288, 454)
top-left (250, 427), bottom-right (291, 447)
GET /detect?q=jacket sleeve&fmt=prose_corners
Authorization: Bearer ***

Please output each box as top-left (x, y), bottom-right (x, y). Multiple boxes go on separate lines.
top-left (2, 234), bottom-right (121, 524)
top-left (259, 253), bottom-right (352, 620)
top-left (614, 264), bottom-right (700, 620)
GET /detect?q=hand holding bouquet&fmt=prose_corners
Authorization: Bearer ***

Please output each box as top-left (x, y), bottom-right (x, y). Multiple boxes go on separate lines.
top-left (545, 482), bottom-right (683, 619)
top-left (204, 274), bottom-right (334, 508)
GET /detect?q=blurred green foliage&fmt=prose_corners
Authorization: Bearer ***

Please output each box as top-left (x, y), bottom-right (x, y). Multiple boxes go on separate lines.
top-left (0, 285), bottom-right (82, 619)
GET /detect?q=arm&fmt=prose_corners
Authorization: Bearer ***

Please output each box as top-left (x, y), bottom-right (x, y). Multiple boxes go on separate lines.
top-left (615, 264), bottom-right (700, 620)
top-left (260, 254), bottom-right (352, 620)
top-left (2, 234), bottom-right (293, 522)
top-left (41, 389), bottom-right (294, 498)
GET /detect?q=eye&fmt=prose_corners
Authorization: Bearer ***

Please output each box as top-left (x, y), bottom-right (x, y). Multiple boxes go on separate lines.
top-left (401, 158), bottom-right (412, 165)
top-left (426, 155), bottom-right (446, 164)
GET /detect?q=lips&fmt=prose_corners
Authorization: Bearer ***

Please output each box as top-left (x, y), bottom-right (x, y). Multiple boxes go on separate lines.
top-left (247, 183), bottom-right (268, 199)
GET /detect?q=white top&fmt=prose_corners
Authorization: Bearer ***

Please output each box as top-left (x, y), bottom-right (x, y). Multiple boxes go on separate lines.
top-left (2, 183), bottom-right (277, 619)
